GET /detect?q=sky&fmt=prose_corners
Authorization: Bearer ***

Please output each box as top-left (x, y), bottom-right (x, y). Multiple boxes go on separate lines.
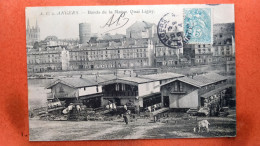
top-left (26, 4), bottom-right (234, 40)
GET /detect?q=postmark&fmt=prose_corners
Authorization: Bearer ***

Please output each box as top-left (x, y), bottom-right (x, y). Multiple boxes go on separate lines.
top-left (183, 8), bottom-right (212, 44)
top-left (157, 13), bottom-right (183, 49)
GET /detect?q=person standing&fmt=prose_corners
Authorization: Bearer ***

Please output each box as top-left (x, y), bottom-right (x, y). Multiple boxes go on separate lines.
top-left (123, 110), bottom-right (130, 125)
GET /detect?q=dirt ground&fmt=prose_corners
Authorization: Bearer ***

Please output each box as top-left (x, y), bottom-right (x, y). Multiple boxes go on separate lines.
top-left (29, 110), bottom-right (236, 141)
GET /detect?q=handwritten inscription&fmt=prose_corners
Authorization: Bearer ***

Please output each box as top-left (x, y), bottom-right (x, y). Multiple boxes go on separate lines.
top-left (101, 12), bottom-right (129, 33)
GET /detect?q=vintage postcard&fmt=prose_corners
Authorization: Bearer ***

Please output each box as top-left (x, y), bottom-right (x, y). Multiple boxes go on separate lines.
top-left (26, 4), bottom-right (236, 141)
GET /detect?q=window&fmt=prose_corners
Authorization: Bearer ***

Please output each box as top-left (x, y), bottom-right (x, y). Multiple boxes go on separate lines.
top-left (96, 86), bottom-right (99, 92)
top-left (115, 84), bottom-right (119, 91)
top-left (174, 82), bottom-right (178, 91)
top-left (121, 84), bottom-right (126, 91)
top-left (180, 82), bottom-right (183, 91)
top-left (59, 85), bottom-right (64, 93)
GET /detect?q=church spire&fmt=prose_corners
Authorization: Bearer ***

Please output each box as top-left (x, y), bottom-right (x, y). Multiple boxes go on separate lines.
top-left (27, 18), bottom-right (30, 29)
top-left (36, 19), bottom-right (38, 28)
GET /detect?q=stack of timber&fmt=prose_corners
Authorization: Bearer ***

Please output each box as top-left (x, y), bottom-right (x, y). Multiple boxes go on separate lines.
top-left (186, 108), bottom-right (199, 116)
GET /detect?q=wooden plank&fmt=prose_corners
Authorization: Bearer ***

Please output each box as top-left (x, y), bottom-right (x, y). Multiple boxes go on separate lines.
top-left (151, 107), bottom-right (170, 116)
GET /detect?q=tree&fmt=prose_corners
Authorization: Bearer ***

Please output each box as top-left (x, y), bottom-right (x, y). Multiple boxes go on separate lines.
top-left (33, 41), bottom-right (39, 49)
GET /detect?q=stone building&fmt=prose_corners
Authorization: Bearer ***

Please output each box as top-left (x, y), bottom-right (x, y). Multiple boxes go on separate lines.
top-left (61, 48), bottom-right (70, 71)
top-left (126, 21), bottom-right (157, 39)
top-left (68, 38), bottom-right (155, 70)
top-left (26, 19), bottom-right (40, 46)
top-left (193, 44), bottom-right (213, 65)
top-left (27, 46), bottom-right (63, 72)
top-left (212, 23), bottom-right (235, 62)
top-left (79, 23), bottom-right (91, 44)
top-left (155, 42), bottom-right (182, 67)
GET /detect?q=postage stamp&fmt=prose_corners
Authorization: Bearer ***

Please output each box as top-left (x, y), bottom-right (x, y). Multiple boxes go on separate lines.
top-left (183, 8), bottom-right (212, 44)
top-left (157, 13), bottom-right (183, 49)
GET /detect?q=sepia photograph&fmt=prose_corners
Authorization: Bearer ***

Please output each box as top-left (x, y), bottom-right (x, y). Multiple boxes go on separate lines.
top-left (26, 4), bottom-right (236, 141)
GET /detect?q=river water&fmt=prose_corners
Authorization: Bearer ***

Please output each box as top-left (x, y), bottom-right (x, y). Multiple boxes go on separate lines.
top-left (28, 79), bottom-right (55, 108)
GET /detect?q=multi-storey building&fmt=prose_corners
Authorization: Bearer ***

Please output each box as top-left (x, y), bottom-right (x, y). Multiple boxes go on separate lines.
top-left (27, 46), bottom-right (65, 72)
top-left (26, 22), bottom-right (235, 73)
top-left (68, 38), bottom-right (155, 70)
top-left (182, 44), bottom-right (213, 66)
top-left (155, 42), bottom-right (182, 67)
top-left (212, 23), bottom-right (235, 62)
top-left (193, 44), bottom-right (213, 65)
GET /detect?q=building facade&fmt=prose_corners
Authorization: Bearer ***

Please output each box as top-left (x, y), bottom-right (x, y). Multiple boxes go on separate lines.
top-left (155, 42), bottom-right (183, 67)
top-left (27, 47), bottom-right (63, 72)
top-left (68, 38), bottom-right (155, 70)
top-left (100, 76), bottom-right (161, 108)
top-left (46, 77), bottom-right (103, 108)
top-left (26, 22), bottom-right (235, 73)
top-left (193, 44), bottom-right (213, 65)
top-left (212, 23), bottom-right (235, 62)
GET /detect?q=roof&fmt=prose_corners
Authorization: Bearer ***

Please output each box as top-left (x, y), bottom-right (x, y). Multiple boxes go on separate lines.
top-left (99, 76), bottom-right (155, 86)
top-left (160, 76), bottom-right (204, 88)
top-left (140, 72), bottom-right (184, 81)
top-left (73, 38), bottom-right (149, 50)
top-left (119, 76), bottom-right (154, 83)
top-left (160, 73), bottom-right (228, 88)
top-left (192, 73), bottom-right (228, 86)
top-left (46, 73), bottom-right (145, 89)
top-left (200, 84), bottom-right (234, 98)
top-left (45, 77), bottom-right (99, 89)
top-left (127, 21), bottom-right (156, 31)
